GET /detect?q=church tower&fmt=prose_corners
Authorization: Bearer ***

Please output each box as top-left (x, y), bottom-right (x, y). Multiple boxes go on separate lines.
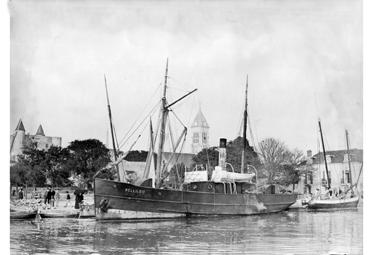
top-left (10, 119), bottom-right (26, 162)
top-left (191, 108), bottom-right (210, 154)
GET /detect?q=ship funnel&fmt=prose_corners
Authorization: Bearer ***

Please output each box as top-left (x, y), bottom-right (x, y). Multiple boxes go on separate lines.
top-left (218, 138), bottom-right (227, 170)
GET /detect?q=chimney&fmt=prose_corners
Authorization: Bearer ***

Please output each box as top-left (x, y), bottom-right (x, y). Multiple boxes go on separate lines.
top-left (307, 150), bottom-right (312, 158)
top-left (218, 138), bottom-right (227, 170)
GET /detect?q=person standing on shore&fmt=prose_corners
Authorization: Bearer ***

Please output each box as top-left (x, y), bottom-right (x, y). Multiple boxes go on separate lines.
top-left (46, 187), bottom-right (52, 205)
top-left (74, 190), bottom-right (80, 209)
top-left (18, 188), bottom-right (24, 200)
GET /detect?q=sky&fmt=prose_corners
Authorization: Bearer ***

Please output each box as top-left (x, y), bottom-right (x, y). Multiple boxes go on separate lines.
top-left (9, 0), bottom-right (363, 155)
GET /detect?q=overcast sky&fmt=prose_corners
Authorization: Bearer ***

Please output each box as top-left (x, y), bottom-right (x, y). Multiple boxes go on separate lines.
top-left (10, 0), bottom-right (362, 154)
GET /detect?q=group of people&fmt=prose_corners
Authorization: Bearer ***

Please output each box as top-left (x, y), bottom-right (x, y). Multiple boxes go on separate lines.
top-left (43, 188), bottom-right (85, 209)
top-left (43, 187), bottom-right (60, 208)
top-left (313, 186), bottom-right (356, 200)
top-left (12, 186), bottom-right (86, 209)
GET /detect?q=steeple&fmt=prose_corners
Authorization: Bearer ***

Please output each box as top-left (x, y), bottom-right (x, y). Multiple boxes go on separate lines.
top-left (191, 108), bottom-right (209, 128)
top-left (15, 119), bottom-right (25, 132)
top-left (35, 124), bottom-right (45, 136)
top-left (191, 107), bottom-right (210, 154)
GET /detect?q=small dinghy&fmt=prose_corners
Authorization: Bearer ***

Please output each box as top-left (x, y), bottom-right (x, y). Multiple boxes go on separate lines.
top-left (10, 209), bottom-right (37, 220)
top-left (307, 196), bottom-right (359, 209)
top-left (40, 209), bottom-right (79, 218)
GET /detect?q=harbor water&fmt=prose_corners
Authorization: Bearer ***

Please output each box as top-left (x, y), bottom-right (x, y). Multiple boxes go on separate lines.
top-left (10, 207), bottom-right (362, 254)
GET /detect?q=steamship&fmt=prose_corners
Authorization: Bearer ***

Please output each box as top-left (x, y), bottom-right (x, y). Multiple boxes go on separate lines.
top-left (94, 61), bottom-right (297, 220)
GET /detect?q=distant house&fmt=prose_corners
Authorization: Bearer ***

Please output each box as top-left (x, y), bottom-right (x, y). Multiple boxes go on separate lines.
top-left (10, 119), bottom-right (62, 164)
top-left (295, 149), bottom-right (363, 194)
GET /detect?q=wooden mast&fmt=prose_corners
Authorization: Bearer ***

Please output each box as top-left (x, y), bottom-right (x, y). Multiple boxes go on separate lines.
top-left (318, 120), bottom-right (330, 190)
top-left (241, 75), bottom-right (248, 173)
top-left (345, 129), bottom-right (353, 186)
top-left (156, 59), bottom-right (169, 187)
top-left (104, 75), bottom-right (120, 181)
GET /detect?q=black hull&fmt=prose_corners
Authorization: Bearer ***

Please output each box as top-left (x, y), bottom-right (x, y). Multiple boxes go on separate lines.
top-left (10, 210), bottom-right (37, 220)
top-left (94, 178), bottom-right (297, 220)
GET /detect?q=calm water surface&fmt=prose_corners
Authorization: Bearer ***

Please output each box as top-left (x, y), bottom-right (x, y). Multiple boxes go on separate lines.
top-left (10, 207), bottom-right (362, 255)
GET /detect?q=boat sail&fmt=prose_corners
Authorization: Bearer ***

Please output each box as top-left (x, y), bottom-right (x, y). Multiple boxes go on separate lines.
top-left (94, 64), bottom-right (297, 220)
top-left (307, 122), bottom-right (360, 209)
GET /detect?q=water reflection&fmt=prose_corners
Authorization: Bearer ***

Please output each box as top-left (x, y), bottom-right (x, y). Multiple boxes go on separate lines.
top-left (11, 208), bottom-right (362, 254)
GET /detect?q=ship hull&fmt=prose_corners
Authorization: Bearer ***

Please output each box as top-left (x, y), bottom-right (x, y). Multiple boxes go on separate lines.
top-left (94, 178), bottom-right (297, 220)
top-left (307, 196), bottom-right (359, 210)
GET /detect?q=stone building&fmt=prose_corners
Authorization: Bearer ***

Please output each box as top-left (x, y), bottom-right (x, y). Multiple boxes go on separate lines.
top-left (191, 108), bottom-right (210, 154)
top-left (10, 119), bottom-right (62, 163)
top-left (296, 149), bottom-right (363, 195)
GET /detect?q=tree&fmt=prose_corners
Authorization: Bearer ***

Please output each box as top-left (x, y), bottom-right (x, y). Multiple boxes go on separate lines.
top-left (19, 144), bottom-right (71, 187)
top-left (226, 136), bottom-right (261, 172)
top-left (258, 138), bottom-right (304, 185)
top-left (66, 139), bottom-right (111, 189)
top-left (192, 146), bottom-right (219, 170)
top-left (10, 162), bottom-right (31, 187)
top-left (192, 136), bottom-right (261, 173)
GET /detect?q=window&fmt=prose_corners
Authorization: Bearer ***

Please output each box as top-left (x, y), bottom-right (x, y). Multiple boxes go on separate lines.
top-left (202, 133), bottom-right (207, 143)
top-left (345, 172), bottom-right (351, 184)
top-left (193, 133), bottom-right (199, 143)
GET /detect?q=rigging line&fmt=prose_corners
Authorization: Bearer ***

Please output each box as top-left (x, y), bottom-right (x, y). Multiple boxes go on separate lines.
top-left (120, 115), bottom-right (151, 151)
top-left (347, 133), bottom-right (356, 175)
top-left (117, 82), bottom-right (162, 145)
top-left (118, 99), bottom-right (160, 148)
top-left (167, 85), bottom-right (191, 92)
top-left (186, 95), bottom-right (196, 129)
top-left (247, 115), bottom-right (257, 149)
top-left (170, 133), bottom-right (187, 175)
top-left (237, 113), bottom-right (242, 137)
top-left (118, 101), bottom-right (161, 150)
top-left (171, 110), bottom-right (186, 128)
top-left (160, 130), bottom-right (187, 183)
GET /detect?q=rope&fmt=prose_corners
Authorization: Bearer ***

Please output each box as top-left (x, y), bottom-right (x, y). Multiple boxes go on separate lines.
top-left (117, 82), bottom-right (162, 147)
top-left (118, 101), bottom-right (161, 150)
top-left (247, 115), bottom-right (257, 148)
top-left (171, 110), bottom-right (186, 129)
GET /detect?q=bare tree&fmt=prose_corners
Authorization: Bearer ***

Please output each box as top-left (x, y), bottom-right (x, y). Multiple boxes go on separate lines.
top-left (258, 138), bottom-right (304, 185)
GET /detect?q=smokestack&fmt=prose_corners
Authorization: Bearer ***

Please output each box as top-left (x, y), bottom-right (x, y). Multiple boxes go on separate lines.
top-left (307, 150), bottom-right (312, 158)
top-left (219, 138), bottom-right (227, 170)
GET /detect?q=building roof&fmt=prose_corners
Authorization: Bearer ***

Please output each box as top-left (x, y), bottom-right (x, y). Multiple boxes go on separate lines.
top-left (191, 109), bottom-right (209, 128)
top-left (312, 149), bottom-right (363, 164)
top-left (35, 125), bottom-right (45, 136)
top-left (15, 119), bottom-right (25, 132)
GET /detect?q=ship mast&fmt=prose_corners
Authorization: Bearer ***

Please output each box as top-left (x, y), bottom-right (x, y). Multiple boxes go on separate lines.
top-left (345, 129), bottom-right (353, 186)
top-left (318, 120), bottom-right (330, 190)
top-left (156, 59), bottom-right (169, 187)
top-left (241, 75), bottom-right (248, 173)
top-left (154, 59), bottom-right (197, 187)
top-left (104, 75), bottom-right (120, 181)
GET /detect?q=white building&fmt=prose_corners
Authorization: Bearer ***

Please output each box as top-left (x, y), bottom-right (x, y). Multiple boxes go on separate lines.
top-left (10, 119), bottom-right (62, 163)
top-left (296, 149), bottom-right (363, 195)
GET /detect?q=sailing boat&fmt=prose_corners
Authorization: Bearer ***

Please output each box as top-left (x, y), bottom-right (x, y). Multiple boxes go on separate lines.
top-left (307, 122), bottom-right (360, 209)
top-left (94, 64), bottom-right (296, 220)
